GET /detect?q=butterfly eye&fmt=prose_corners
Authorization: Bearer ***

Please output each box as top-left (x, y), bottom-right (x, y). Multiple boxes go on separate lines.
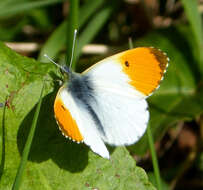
top-left (125, 61), bottom-right (129, 67)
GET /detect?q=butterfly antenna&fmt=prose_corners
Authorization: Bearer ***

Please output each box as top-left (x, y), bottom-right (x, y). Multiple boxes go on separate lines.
top-left (44, 29), bottom-right (77, 74)
top-left (69, 29), bottom-right (77, 70)
top-left (44, 54), bottom-right (69, 73)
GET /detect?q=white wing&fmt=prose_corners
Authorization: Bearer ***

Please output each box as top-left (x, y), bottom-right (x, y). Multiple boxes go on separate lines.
top-left (82, 47), bottom-right (168, 145)
top-left (84, 84), bottom-right (149, 146)
top-left (55, 47), bottom-right (168, 157)
top-left (58, 88), bottom-right (110, 159)
top-left (84, 54), bottom-right (146, 99)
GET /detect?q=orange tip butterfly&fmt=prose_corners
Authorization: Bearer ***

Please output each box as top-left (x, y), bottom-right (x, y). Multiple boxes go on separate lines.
top-left (45, 30), bottom-right (169, 159)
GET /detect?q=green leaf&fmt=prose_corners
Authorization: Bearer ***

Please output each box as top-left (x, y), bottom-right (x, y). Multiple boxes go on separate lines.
top-left (128, 26), bottom-right (203, 155)
top-left (38, 0), bottom-right (106, 62)
top-left (65, 0), bottom-right (79, 70)
top-left (0, 18), bottom-right (27, 41)
top-left (0, 42), bottom-right (54, 188)
top-left (0, 43), bottom-right (155, 189)
top-left (195, 151), bottom-right (203, 172)
top-left (147, 124), bottom-right (161, 190)
top-left (0, 0), bottom-right (65, 18)
top-left (75, 6), bottom-right (113, 62)
top-left (181, 0), bottom-right (203, 74)
top-left (148, 172), bottom-right (169, 190)
top-left (38, 21), bottom-right (67, 62)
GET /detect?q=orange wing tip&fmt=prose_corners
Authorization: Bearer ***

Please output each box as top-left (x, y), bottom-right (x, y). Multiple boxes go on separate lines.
top-left (148, 48), bottom-right (169, 97)
top-left (54, 97), bottom-right (84, 143)
top-left (148, 47), bottom-right (169, 72)
top-left (119, 47), bottom-right (169, 96)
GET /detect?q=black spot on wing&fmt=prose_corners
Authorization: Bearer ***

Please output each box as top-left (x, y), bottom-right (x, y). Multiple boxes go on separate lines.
top-left (61, 105), bottom-right (66, 110)
top-left (125, 61), bottom-right (129, 67)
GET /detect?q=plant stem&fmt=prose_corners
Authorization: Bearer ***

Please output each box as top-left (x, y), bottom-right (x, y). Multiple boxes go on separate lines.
top-left (66, 0), bottom-right (79, 71)
top-left (147, 123), bottom-right (162, 190)
top-left (128, 37), bottom-right (133, 49)
top-left (12, 83), bottom-right (45, 190)
top-left (0, 96), bottom-right (7, 180)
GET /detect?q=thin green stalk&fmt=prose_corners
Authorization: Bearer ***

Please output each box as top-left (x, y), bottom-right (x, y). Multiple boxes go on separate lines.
top-left (38, 0), bottom-right (104, 62)
top-left (128, 38), bottom-right (161, 189)
top-left (12, 83), bottom-right (45, 190)
top-left (147, 123), bottom-right (161, 190)
top-left (0, 96), bottom-right (7, 180)
top-left (181, 0), bottom-right (203, 75)
top-left (66, 0), bottom-right (79, 71)
top-left (76, 6), bottom-right (112, 61)
top-left (38, 21), bottom-right (67, 62)
top-left (128, 37), bottom-right (133, 49)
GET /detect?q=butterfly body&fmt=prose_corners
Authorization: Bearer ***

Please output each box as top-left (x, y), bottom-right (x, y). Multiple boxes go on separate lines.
top-left (53, 47), bottom-right (169, 159)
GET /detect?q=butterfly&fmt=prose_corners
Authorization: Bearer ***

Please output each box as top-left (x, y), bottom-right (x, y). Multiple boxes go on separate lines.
top-left (52, 47), bottom-right (169, 159)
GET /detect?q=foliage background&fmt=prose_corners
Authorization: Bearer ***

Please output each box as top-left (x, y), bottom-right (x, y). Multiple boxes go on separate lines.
top-left (0, 0), bottom-right (203, 189)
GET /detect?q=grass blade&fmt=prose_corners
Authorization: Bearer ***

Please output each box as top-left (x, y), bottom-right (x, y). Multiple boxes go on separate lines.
top-left (38, 0), bottom-right (105, 62)
top-left (12, 82), bottom-right (45, 190)
top-left (128, 38), bottom-right (162, 189)
top-left (181, 0), bottom-right (203, 74)
top-left (79, 0), bottom-right (104, 29)
top-left (147, 123), bottom-right (161, 190)
top-left (0, 0), bottom-right (25, 8)
top-left (38, 21), bottom-right (67, 62)
top-left (66, 0), bottom-right (79, 70)
top-left (128, 37), bottom-right (133, 49)
top-left (0, 0), bottom-right (65, 18)
top-left (75, 6), bottom-right (112, 61)
top-left (0, 97), bottom-right (7, 181)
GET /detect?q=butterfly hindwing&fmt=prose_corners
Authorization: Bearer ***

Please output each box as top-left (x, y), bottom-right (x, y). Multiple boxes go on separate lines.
top-left (86, 86), bottom-right (149, 146)
top-left (54, 86), bottom-right (110, 159)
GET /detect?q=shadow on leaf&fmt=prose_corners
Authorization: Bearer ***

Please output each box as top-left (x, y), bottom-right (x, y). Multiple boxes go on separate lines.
top-left (17, 91), bottom-right (89, 173)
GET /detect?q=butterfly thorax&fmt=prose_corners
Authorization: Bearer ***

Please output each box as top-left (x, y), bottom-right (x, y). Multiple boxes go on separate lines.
top-left (67, 72), bottom-right (94, 103)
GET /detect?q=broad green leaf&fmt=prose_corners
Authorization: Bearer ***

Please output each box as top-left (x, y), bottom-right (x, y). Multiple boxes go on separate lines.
top-left (0, 42), bottom-right (55, 188)
top-left (129, 26), bottom-right (203, 155)
top-left (0, 43), bottom-right (155, 189)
